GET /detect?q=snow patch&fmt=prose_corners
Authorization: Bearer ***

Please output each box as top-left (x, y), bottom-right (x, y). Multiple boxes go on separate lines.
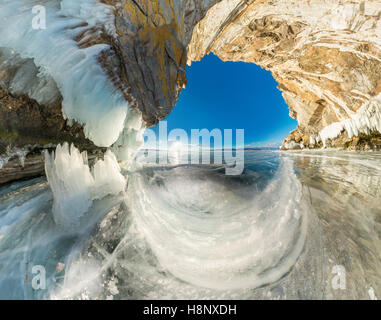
top-left (0, 156), bottom-right (11, 170)
top-left (330, 3), bottom-right (358, 31)
top-left (0, 147), bottom-right (30, 169)
top-left (319, 122), bottom-right (345, 148)
top-left (368, 287), bottom-right (378, 300)
top-left (59, 0), bottom-right (117, 37)
top-left (0, 48), bottom-right (60, 107)
top-left (283, 141), bottom-right (301, 150)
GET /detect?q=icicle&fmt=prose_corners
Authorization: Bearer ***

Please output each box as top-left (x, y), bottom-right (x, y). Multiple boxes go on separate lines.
top-left (44, 143), bottom-right (126, 228)
top-left (319, 94), bottom-right (381, 146)
top-left (0, 0), bottom-right (130, 147)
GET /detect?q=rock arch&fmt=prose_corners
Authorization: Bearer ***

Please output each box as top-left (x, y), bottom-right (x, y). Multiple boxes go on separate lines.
top-left (1, 0), bottom-right (381, 173)
top-left (186, 0), bottom-right (381, 149)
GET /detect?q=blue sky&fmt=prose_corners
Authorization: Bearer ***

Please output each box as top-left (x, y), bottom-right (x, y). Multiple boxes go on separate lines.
top-left (149, 53), bottom-right (296, 147)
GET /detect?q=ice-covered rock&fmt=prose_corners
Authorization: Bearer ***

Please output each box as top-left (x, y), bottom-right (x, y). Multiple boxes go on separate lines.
top-left (0, 0), bottom-right (131, 147)
top-left (318, 94), bottom-right (381, 147)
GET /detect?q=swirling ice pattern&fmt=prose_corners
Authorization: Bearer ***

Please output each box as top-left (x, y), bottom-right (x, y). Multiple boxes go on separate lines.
top-left (11, 150), bottom-right (381, 299)
top-left (127, 159), bottom-right (307, 290)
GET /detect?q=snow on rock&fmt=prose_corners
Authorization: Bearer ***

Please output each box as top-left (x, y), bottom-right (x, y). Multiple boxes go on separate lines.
top-left (283, 141), bottom-right (301, 150)
top-left (0, 147), bottom-right (30, 169)
top-left (0, 0), bottom-right (129, 147)
top-left (0, 48), bottom-right (60, 107)
top-left (319, 94), bottom-right (381, 147)
top-left (44, 143), bottom-right (126, 228)
top-left (319, 122), bottom-right (345, 148)
top-left (59, 0), bottom-right (117, 37)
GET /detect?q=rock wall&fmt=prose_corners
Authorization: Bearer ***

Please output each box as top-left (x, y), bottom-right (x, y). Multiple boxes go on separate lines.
top-left (103, 0), bottom-right (220, 126)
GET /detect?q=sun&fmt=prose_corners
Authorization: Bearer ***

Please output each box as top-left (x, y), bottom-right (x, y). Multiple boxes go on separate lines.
top-left (169, 141), bottom-right (185, 153)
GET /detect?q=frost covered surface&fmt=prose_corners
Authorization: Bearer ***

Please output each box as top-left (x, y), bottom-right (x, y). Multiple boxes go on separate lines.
top-left (0, 147), bottom-right (30, 169)
top-left (0, 0), bottom-right (135, 147)
top-left (283, 140), bottom-right (303, 150)
top-left (318, 94), bottom-right (381, 147)
top-left (59, 0), bottom-right (117, 37)
top-left (127, 159), bottom-right (307, 290)
top-left (111, 108), bottom-right (145, 164)
top-left (0, 150), bottom-right (380, 299)
top-left (0, 156), bottom-right (11, 170)
top-left (0, 48), bottom-right (60, 106)
top-left (44, 143), bottom-right (126, 228)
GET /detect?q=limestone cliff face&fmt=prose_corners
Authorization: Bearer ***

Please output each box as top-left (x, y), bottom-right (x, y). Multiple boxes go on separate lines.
top-left (187, 0), bottom-right (381, 149)
top-left (103, 0), bottom-right (220, 126)
top-left (1, 0), bottom-right (381, 181)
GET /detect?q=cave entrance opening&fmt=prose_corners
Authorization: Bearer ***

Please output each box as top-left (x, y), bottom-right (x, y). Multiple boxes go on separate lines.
top-left (150, 53), bottom-right (297, 149)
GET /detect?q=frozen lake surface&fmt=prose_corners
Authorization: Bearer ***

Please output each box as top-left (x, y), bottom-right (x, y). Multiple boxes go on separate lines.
top-left (0, 150), bottom-right (379, 299)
